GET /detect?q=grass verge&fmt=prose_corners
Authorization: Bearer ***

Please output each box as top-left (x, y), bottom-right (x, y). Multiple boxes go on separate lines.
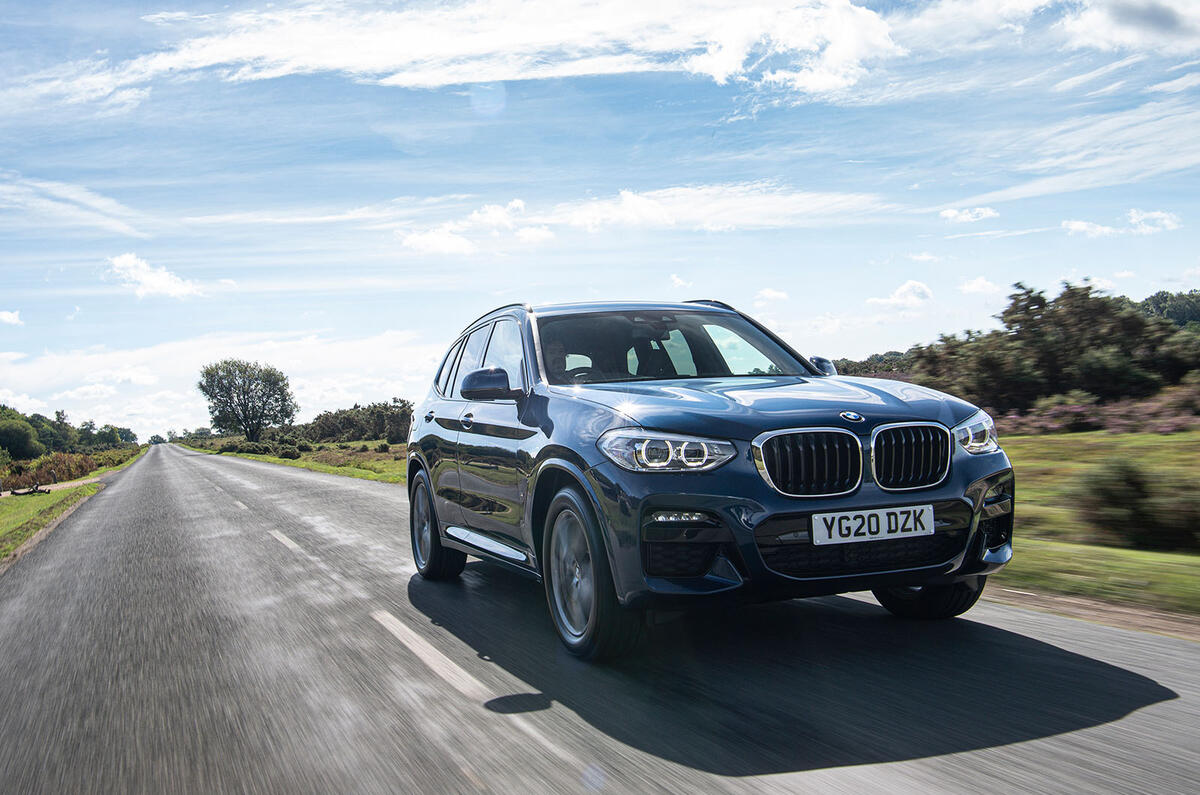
top-left (177, 442), bottom-right (406, 484)
top-left (0, 484), bottom-right (100, 560)
top-left (994, 537), bottom-right (1200, 615)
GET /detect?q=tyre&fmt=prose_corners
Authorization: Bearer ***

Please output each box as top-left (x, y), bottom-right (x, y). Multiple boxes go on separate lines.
top-left (542, 487), bottom-right (642, 661)
top-left (409, 471), bottom-right (466, 580)
top-left (872, 576), bottom-right (986, 619)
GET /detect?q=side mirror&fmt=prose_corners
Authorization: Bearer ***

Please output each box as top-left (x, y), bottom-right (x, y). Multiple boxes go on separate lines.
top-left (810, 356), bottom-right (838, 376)
top-left (460, 368), bottom-right (523, 401)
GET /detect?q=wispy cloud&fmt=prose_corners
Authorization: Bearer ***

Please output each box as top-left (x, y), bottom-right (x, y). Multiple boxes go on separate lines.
top-left (0, 172), bottom-right (148, 237)
top-left (1062, 208), bottom-right (1181, 237)
top-left (1147, 72), bottom-right (1200, 92)
top-left (939, 206), bottom-right (998, 223)
top-left (1059, 0), bottom-right (1200, 55)
top-left (958, 276), bottom-right (1005, 296)
top-left (670, 273), bottom-right (693, 289)
top-left (13, 0), bottom-right (905, 111)
top-left (107, 253), bottom-right (203, 298)
top-left (907, 252), bottom-right (939, 262)
top-left (1052, 54), bottom-right (1145, 92)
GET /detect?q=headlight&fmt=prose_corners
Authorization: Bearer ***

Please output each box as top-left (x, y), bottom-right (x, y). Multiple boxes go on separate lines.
top-left (597, 428), bottom-right (737, 472)
top-left (952, 410), bottom-right (999, 454)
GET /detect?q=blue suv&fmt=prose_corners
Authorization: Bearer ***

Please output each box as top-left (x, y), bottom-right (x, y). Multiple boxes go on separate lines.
top-left (408, 301), bottom-right (1014, 659)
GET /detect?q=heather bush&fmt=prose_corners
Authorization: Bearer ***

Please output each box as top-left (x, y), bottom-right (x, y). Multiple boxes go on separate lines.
top-left (296, 441), bottom-right (313, 452)
top-left (375, 442), bottom-right (390, 453)
top-left (1073, 460), bottom-right (1199, 551)
top-left (358, 444), bottom-right (369, 452)
top-left (219, 441), bottom-right (239, 453)
top-left (277, 446), bottom-right (301, 460)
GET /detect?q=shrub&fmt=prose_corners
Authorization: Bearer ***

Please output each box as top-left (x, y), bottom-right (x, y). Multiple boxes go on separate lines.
top-left (236, 442), bottom-right (275, 455)
top-left (277, 446), bottom-right (301, 460)
top-left (219, 441), bottom-right (239, 453)
top-left (375, 442), bottom-right (390, 453)
top-left (1074, 460), bottom-right (1199, 551)
top-left (358, 444), bottom-right (369, 452)
top-left (0, 419), bottom-right (46, 460)
top-left (296, 441), bottom-right (313, 452)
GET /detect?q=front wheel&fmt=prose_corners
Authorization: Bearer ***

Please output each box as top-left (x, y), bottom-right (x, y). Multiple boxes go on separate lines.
top-left (543, 487), bottom-right (642, 661)
top-left (872, 576), bottom-right (986, 619)
top-left (410, 471), bottom-right (466, 580)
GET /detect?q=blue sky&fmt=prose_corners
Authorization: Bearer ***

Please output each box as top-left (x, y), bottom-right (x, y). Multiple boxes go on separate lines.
top-left (1, 0), bottom-right (1199, 439)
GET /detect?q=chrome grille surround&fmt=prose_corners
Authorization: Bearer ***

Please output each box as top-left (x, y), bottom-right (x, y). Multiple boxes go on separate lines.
top-left (869, 421), bottom-right (953, 492)
top-left (751, 427), bottom-right (863, 498)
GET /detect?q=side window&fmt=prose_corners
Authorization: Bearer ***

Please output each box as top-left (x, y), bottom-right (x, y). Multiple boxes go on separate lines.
top-left (661, 329), bottom-right (697, 376)
top-left (452, 324), bottom-right (493, 398)
top-left (435, 339), bottom-right (464, 395)
top-left (566, 353), bottom-right (593, 371)
top-left (481, 319), bottom-right (526, 392)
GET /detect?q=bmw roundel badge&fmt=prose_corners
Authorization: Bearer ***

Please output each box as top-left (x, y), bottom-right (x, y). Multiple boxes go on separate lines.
top-left (840, 411), bottom-right (865, 423)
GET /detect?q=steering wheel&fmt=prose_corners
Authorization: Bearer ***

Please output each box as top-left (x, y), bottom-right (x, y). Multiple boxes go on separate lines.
top-left (564, 366), bottom-right (597, 383)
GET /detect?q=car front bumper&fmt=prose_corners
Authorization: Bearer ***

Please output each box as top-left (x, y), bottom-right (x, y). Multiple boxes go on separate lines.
top-left (583, 448), bottom-right (1014, 609)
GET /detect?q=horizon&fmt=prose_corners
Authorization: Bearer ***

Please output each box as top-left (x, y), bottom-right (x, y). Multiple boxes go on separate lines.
top-left (2, 1), bottom-right (1199, 439)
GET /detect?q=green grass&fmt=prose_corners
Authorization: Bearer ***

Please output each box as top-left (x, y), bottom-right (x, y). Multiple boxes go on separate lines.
top-left (0, 484), bottom-right (100, 560)
top-left (1004, 430), bottom-right (1200, 543)
top-left (994, 537), bottom-right (1200, 615)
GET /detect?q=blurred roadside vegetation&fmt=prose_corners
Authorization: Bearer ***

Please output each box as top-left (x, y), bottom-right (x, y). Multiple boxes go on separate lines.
top-left (0, 405), bottom-right (143, 492)
top-left (0, 484), bottom-right (100, 560)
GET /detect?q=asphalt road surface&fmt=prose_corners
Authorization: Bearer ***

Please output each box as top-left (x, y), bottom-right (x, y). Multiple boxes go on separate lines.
top-left (1, 444), bottom-right (1196, 793)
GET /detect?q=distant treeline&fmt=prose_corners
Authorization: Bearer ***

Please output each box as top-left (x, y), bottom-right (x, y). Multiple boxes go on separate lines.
top-left (177, 398), bottom-right (414, 446)
top-left (835, 285), bottom-right (1200, 434)
top-left (0, 405), bottom-right (138, 464)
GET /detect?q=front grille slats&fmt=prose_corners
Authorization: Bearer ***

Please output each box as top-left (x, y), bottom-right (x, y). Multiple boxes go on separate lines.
top-left (872, 424), bottom-right (949, 491)
top-left (758, 430), bottom-right (861, 497)
top-left (759, 530), bottom-right (967, 578)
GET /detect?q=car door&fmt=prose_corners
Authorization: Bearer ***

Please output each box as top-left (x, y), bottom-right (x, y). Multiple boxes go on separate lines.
top-left (456, 317), bottom-right (539, 563)
top-left (422, 323), bottom-right (491, 528)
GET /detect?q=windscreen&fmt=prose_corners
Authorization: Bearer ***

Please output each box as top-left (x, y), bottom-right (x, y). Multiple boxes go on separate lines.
top-left (536, 310), bottom-right (811, 385)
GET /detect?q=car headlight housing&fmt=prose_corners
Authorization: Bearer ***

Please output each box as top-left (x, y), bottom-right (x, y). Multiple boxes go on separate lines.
top-left (597, 428), bottom-right (737, 472)
top-left (953, 410), bottom-right (999, 454)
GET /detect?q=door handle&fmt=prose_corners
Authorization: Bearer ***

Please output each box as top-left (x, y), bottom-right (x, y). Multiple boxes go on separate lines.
top-left (460, 413), bottom-right (474, 430)
top-left (424, 411), bottom-right (435, 422)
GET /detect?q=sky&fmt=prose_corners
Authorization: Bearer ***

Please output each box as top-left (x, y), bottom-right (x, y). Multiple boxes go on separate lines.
top-left (1, 0), bottom-right (1199, 440)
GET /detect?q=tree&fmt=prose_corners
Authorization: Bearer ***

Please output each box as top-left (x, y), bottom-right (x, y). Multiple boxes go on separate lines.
top-left (197, 359), bottom-right (298, 442)
top-left (148, 434), bottom-right (166, 445)
top-left (0, 419), bottom-right (46, 460)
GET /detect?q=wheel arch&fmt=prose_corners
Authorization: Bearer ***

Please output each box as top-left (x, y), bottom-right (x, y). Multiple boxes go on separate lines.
top-left (527, 458), bottom-right (614, 577)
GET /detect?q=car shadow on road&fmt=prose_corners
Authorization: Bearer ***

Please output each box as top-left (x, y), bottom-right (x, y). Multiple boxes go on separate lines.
top-left (407, 561), bottom-right (1177, 776)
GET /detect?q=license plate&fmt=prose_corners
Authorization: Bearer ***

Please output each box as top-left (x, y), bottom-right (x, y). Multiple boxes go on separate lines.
top-left (811, 505), bottom-right (934, 546)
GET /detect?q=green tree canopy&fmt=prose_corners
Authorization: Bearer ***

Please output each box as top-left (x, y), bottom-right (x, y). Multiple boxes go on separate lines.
top-left (197, 359), bottom-right (299, 442)
top-left (0, 419), bottom-right (46, 460)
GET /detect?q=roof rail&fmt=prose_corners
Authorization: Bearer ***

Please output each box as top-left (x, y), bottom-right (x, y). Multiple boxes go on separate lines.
top-left (463, 302), bottom-right (531, 329)
top-left (685, 299), bottom-right (738, 311)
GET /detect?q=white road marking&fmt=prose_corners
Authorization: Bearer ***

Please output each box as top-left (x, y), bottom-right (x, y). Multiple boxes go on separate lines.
top-left (269, 530), bottom-right (304, 554)
top-left (371, 609), bottom-right (580, 767)
top-left (234, 500), bottom-right (248, 510)
top-left (1002, 588), bottom-right (1037, 596)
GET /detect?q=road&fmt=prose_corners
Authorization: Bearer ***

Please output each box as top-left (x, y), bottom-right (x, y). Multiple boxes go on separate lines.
top-left (0, 444), bottom-right (1195, 793)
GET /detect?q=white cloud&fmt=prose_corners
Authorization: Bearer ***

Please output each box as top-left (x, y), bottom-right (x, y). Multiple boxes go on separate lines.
top-left (944, 226), bottom-right (1056, 240)
top-left (867, 280), bottom-right (933, 309)
top-left (670, 273), bottom-right (693, 289)
top-left (1147, 71), bottom-right (1200, 92)
top-left (754, 287), bottom-right (789, 308)
top-left (0, 310), bottom-right (22, 326)
top-left (958, 276), bottom-right (1005, 295)
top-left (907, 252), bottom-right (939, 262)
top-left (514, 225), bottom-right (554, 244)
top-left (50, 384), bottom-right (117, 401)
top-left (1062, 219), bottom-right (1119, 237)
top-left (1127, 208), bottom-right (1181, 234)
top-left (0, 172), bottom-right (148, 237)
top-left (15, 0), bottom-right (905, 112)
top-left (66, 306), bottom-right (81, 321)
top-left (1062, 208), bottom-right (1181, 237)
top-left (939, 206), bottom-right (999, 223)
top-left (1114, 270), bottom-right (1136, 278)
top-left (107, 253), bottom-right (204, 298)
top-left (0, 388), bottom-right (47, 414)
top-left (1059, 0), bottom-right (1200, 55)
top-left (1053, 54), bottom-right (1145, 92)
top-left (400, 227), bottom-right (478, 255)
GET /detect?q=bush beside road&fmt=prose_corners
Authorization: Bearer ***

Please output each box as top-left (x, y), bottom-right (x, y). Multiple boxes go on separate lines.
top-left (179, 440), bottom-right (407, 484)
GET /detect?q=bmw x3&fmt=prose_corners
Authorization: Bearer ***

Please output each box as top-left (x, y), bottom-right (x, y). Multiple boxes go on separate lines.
top-left (408, 301), bottom-right (1014, 660)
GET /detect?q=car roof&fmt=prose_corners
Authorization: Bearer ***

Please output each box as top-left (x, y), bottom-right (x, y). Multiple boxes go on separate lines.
top-left (460, 299), bottom-right (739, 334)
